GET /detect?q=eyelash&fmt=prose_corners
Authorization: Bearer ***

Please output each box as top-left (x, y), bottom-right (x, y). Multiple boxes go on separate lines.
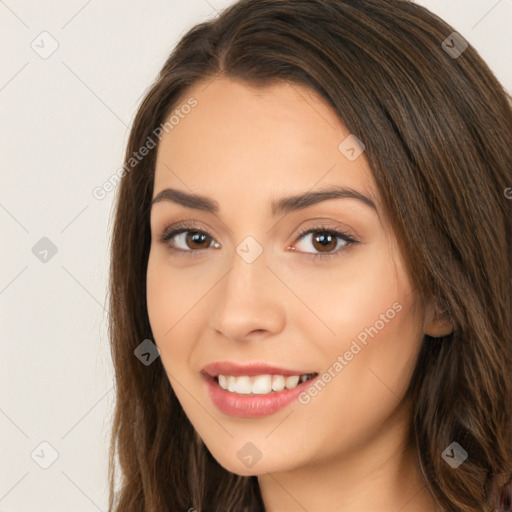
top-left (158, 221), bottom-right (358, 261)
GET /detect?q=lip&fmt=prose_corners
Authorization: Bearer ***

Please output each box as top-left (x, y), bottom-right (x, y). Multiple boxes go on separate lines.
top-left (200, 362), bottom-right (319, 418)
top-left (201, 361), bottom-right (315, 377)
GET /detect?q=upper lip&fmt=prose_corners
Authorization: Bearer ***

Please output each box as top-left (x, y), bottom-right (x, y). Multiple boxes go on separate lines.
top-left (201, 361), bottom-right (317, 378)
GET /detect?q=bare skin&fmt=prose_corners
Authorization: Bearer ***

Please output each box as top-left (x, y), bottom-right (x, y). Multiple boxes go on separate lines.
top-left (146, 77), bottom-right (450, 511)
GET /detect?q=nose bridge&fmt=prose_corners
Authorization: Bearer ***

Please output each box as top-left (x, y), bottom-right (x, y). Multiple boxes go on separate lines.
top-left (209, 233), bottom-right (285, 339)
top-left (223, 234), bottom-right (270, 302)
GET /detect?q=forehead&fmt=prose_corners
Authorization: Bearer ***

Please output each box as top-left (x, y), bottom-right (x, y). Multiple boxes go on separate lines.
top-left (153, 77), bottom-right (377, 209)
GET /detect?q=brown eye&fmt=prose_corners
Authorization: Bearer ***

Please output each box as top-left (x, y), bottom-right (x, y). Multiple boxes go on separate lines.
top-left (184, 231), bottom-right (212, 250)
top-left (294, 227), bottom-right (355, 257)
top-left (310, 231), bottom-right (338, 253)
top-left (160, 226), bottom-right (219, 253)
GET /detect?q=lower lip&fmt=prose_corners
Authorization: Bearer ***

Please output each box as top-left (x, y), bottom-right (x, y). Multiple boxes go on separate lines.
top-left (202, 374), bottom-right (318, 418)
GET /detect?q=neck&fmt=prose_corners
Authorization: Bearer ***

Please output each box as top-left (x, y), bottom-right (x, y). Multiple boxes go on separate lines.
top-left (257, 400), bottom-right (441, 512)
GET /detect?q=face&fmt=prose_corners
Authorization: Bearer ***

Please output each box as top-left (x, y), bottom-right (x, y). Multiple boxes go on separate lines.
top-left (146, 77), bottom-right (427, 476)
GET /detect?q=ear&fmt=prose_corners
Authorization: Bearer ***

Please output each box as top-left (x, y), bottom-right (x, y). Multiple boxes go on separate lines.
top-left (423, 302), bottom-right (454, 338)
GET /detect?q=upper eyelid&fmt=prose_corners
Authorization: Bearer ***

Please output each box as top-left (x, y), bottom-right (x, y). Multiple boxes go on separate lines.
top-left (160, 215), bottom-right (358, 234)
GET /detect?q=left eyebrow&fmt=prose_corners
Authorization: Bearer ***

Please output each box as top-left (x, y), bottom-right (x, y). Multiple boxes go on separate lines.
top-left (150, 185), bottom-right (377, 216)
top-left (271, 186), bottom-right (377, 216)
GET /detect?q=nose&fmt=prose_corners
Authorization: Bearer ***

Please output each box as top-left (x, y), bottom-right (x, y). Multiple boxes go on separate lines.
top-left (208, 243), bottom-right (286, 343)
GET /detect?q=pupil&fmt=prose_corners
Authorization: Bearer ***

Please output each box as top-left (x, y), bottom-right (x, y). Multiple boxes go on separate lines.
top-left (188, 231), bottom-right (208, 248)
top-left (314, 232), bottom-right (335, 251)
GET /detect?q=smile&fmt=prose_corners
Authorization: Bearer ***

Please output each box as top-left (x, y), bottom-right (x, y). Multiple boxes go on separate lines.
top-left (217, 373), bottom-right (316, 394)
top-left (200, 363), bottom-right (319, 417)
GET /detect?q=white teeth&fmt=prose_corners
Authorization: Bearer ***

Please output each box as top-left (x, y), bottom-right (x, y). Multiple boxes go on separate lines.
top-left (217, 374), bottom-right (313, 394)
top-left (235, 376), bottom-right (252, 394)
top-left (285, 375), bottom-right (299, 389)
top-left (271, 375), bottom-right (285, 392)
top-left (252, 375), bottom-right (272, 394)
top-left (227, 376), bottom-right (236, 392)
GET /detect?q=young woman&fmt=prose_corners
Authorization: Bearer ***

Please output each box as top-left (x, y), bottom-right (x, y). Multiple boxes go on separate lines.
top-left (107, 1), bottom-right (512, 510)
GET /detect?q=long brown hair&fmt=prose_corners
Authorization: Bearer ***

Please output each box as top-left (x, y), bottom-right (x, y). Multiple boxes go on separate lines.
top-left (107, 1), bottom-right (512, 510)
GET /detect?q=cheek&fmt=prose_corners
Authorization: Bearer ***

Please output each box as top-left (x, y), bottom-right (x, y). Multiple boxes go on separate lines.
top-left (318, 306), bottom-right (421, 453)
top-left (290, 244), bottom-right (422, 442)
top-left (286, 240), bottom-right (409, 344)
top-left (146, 251), bottom-right (197, 366)
top-left (146, 252), bottom-right (172, 340)
top-left (146, 249), bottom-right (223, 384)
top-left (146, 249), bottom-right (208, 337)
top-left (292, 302), bottom-right (422, 460)
top-left (329, 246), bottom-right (421, 384)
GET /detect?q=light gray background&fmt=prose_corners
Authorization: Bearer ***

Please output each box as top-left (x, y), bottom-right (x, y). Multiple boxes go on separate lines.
top-left (1, 1), bottom-right (511, 510)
